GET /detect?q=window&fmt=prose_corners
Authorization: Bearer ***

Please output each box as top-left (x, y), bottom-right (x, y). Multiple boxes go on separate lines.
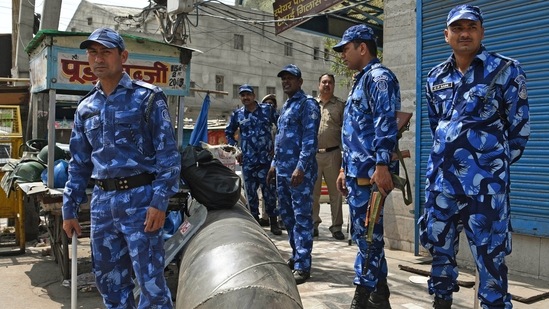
top-left (87, 17), bottom-right (93, 25)
top-left (313, 47), bottom-right (320, 60)
top-left (312, 90), bottom-right (318, 98)
top-left (284, 42), bottom-right (293, 56)
top-left (234, 34), bottom-right (244, 50)
top-left (232, 84), bottom-right (240, 99)
top-left (215, 75), bottom-right (224, 98)
top-left (252, 86), bottom-right (259, 96)
top-left (189, 81), bottom-right (196, 97)
top-left (266, 87), bottom-right (276, 95)
top-left (70, 27), bottom-right (76, 32)
top-left (324, 48), bottom-right (330, 61)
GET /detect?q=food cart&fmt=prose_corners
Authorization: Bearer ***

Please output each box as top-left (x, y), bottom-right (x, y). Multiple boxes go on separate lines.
top-left (22, 30), bottom-right (196, 279)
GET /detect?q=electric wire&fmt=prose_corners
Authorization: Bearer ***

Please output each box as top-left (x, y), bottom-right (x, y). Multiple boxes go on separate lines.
top-left (197, 4), bottom-right (342, 68)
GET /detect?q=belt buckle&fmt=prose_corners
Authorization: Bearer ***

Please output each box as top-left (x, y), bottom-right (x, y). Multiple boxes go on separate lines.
top-left (317, 148), bottom-right (326, 153)
top-left (117, 178), bottom-right (130, 190)
top-left (96, 180), bottom-right (104, 190)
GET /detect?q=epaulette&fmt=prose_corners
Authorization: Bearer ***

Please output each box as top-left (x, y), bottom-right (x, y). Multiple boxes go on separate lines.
top-left (491, 52), bottom-right (519, 66)
top-left (78, 87), bottom-right (98, 104)
top-left (133, 79), bottom-right (163, 93)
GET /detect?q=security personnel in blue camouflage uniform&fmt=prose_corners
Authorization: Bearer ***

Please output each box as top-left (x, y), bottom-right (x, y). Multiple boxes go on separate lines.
top-left (267, 64), bottom-right (320, 285)
top-left (333, 25), bottom-right (401, 309)
top-left (62, 28), bottom-right (180, 309)
top-left (419, 5), bottom-right (529, 309)
top-left (225, 84), bottom-right (281, 236)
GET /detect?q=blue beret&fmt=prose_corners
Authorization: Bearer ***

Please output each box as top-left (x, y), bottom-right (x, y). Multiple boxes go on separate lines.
top-left (447, 5), bottom-right (483, 27)
top-left (80, 27), bottom-right (125, 50)
top-left (277, 64), bottom-right (302, 78)
top-left (333, 24), bottom-right (376, 52)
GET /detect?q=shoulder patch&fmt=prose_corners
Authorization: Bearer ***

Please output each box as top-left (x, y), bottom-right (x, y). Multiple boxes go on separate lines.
top-left (376, 80), bottom-right (388, 92)
top-left (515, 75), bottom-right (528, 100)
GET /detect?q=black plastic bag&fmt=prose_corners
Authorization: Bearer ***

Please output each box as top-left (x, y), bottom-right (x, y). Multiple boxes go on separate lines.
top-left (180, 146), bottom-right (241, 210)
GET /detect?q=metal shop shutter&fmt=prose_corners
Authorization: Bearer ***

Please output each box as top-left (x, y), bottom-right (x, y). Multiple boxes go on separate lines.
top-left (416, 0), bottom-right (549, 237)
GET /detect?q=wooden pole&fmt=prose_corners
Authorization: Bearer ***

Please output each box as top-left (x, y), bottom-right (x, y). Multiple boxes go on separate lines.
top-left (0, 77), bottom-right (31, 83)
top-left (189, 88), bottom-right (228, 96)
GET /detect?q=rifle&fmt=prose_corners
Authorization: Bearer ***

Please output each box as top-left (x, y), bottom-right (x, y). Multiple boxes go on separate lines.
top-left (393, 111), bottom-right (413, 205)
top-left (361, 111), bottom-right (412, 277)
top-left (362, 184), bottom-right (385, 278)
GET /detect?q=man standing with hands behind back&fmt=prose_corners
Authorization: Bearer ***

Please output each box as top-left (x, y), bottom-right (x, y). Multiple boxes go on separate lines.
top-left (62, 28), bottom-right (180, 309)
top-left (334, 24), bottom-right (401, 309)
top-left (419, 5), bottom-right (529, 308)
top-left (312, 73), bottom-right (345, 240)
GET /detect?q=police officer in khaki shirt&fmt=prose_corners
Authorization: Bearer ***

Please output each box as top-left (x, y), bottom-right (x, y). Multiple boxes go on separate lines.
top-left (312, 73), bottom-right (345, 240)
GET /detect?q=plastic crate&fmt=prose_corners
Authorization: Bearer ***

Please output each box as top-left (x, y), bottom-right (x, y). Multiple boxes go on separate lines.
top-left (0, 105), bottom-right (22, 136)
top-left (0, 171), bottom-right (25, 255)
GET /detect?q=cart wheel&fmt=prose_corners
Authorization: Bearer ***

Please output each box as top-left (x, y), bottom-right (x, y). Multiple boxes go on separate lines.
top-left (48, 213), bottom-right (70, 280)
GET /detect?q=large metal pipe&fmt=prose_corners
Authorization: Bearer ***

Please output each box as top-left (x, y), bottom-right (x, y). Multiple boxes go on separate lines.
top-left (176, 201), bottom-right (303, 309)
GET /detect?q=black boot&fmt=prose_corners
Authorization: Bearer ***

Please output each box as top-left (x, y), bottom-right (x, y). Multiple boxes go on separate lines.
top-left (368, 278), bottom-right (391, 308)
top-left (350, 285), bottom-right (370, 309)
top-left (433, 297), bottom-right (452, 309)
top-left (257, 218), bottom-right (270, 226)
top-left (270, 216), bottom-right (282, 235)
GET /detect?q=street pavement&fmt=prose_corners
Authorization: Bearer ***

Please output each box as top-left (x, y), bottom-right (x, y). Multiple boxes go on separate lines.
top-left (1, 203), bottom-right (549, 308)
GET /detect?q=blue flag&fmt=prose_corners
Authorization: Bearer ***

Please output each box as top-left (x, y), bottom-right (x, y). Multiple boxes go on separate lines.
top-left (189, 94), bottom-right (210, 146)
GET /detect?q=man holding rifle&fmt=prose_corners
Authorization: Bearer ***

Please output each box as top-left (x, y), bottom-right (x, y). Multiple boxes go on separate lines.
top-left (334, 24), bottom-right (401, 309)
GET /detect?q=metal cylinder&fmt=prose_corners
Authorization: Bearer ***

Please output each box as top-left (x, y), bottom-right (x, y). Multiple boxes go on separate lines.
top-left (176, 201), bottom-right (303, 309)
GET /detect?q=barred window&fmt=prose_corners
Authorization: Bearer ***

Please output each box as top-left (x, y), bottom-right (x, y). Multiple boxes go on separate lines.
top-left (234, 34), bottom-right (244, 50)
top-left (189, 81), bottom-right (196, 97)
top-left (266, 86), bottom-right (276, 95)
top-left (215, 75), bottom-right (224, 98)
top-left (232, 84), bottom-right (240, 99)
top-left (284, 42), bottom-right (293, 56)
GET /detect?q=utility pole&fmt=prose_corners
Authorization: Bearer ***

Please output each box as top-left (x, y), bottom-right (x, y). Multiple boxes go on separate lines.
top-left (12, 0), bottom-right (35, 80)
top-left (11, 0), bottom-right (19, 71)
top-left (40, 0), bottom-right (63, 30)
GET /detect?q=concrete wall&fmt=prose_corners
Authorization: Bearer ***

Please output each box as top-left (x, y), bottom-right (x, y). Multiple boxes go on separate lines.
top-left (384, 0), bottom-right (549, 281)
top-left (382, 0), bottom-right (417, 253)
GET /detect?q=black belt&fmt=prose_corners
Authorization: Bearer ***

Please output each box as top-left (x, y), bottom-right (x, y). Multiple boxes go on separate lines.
top-left (317, 146), bottom-right (339, 153)
top-left (94, 173), bottom-right (155, 191)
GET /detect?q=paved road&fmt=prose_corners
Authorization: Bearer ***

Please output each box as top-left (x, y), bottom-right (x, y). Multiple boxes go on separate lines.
top-left (1, 203), bottom-right (548, 308)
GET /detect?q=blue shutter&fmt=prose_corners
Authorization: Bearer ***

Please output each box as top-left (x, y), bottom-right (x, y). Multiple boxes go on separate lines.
top-left (416, 0), bottom-right (549, 242)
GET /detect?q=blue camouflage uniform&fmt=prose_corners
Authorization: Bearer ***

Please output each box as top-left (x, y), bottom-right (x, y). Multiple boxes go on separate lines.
top-left (225, 102), bottom-right (278, 219)
top-left (63, 72), bottom-right (180, 309)
top-left (272, 89), bottom-right (320, 273)
top-left (419, 45), bottom-right (529, 308)
top-left (341, 58), bottom-right (401, 290)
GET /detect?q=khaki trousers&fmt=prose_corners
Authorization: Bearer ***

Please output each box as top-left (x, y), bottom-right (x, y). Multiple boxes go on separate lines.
top-left (312, 149), bottom-right (343, 232)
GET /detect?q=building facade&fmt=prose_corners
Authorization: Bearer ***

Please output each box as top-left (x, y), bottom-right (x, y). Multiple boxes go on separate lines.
top-left (66, 0), bottom-right (348, 122)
